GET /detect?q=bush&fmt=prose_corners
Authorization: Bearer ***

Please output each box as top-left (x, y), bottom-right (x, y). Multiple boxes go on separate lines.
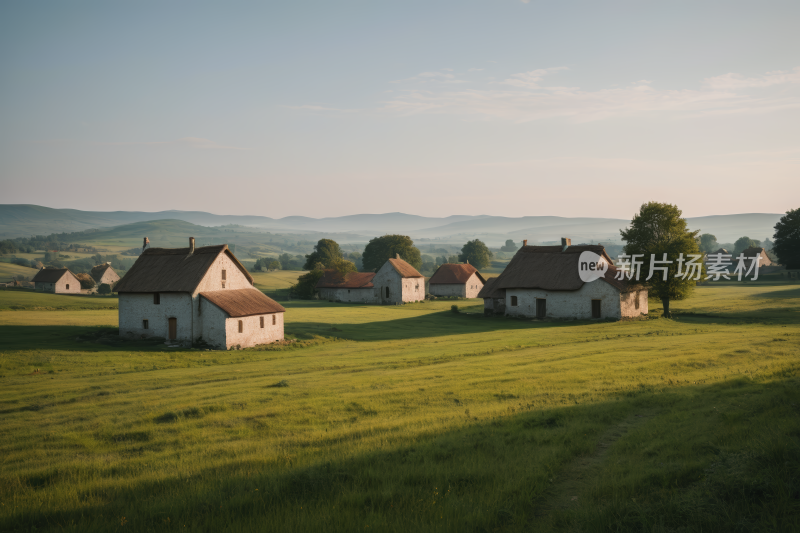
top-left (98, 283), bottom-right (112, 295)
top-left (451, 305), bottom-right (459, 313)
top-left (290, 270), bottom-right (324, 299)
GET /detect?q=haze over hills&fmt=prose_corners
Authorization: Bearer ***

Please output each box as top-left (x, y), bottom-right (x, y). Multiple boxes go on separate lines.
top-left (0, 204), bottom-right (783, 245)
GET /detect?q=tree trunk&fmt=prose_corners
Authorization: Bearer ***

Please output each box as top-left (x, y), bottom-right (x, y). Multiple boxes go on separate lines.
top-left (663, 297), bottom-right (671, 318)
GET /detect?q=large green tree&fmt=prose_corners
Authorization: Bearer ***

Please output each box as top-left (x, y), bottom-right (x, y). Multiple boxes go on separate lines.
top-left (500, 239), bottom-right (518, 252)
top-left (620, 202), bottom-right (702, 318)
top-left (362, 235), bottom-right (422, 271)
top-left (303, 239), bottom-right (343, 270)
top-left (458, 239), bottom-right (493, 269)
top-left (773, 208), bottom-right (800, 269)
top-left (733, 236), bottom-right (760, 256)
top-left (698, 233), bottom-right (718, 253)
top-left (291, 270), bottom-right (324, 299)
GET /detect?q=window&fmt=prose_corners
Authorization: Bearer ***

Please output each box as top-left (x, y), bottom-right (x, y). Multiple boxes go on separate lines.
top-left (222, 269), bottom-right (227, 280)
top-left (238, 320), bottom-right (243, 333)
top-left (635, 291), bottom-right (640, 310)
top-left (510, 295), bottom-right (518, 306)
top-left (591, 299), bottom-right (601, 319)
top-left (66, 284), bottom-right (70, 290)
top-left (272, 315), bottom-right (276, 325)
top-left (348, 290), bottom-right (350, 293)
top-left (260, 316), bottom-right (264, 328)
top-left (222, 281), bottom-right (226, 289)
top-left (154, 293), bottom-right (160, 305)
top-left (143, 319), bottom-right (149, 329)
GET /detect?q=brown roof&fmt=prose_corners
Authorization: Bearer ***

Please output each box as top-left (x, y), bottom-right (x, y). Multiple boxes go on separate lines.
top-left (387, 257), bottom-right (424, 278)
top-left (316, 270), bottom-right (376, 289)
top-left (493, 245), bottom-right (640, 293)
top-left (31, 268), bottom-right (75, 283)
top-left (477, 277), bottom-right (506, 299)
top-left (200, 289), bottom-right (285, 317)
top-left (90, 263), bottom-right (119, 283)
top-left (114, 245), bottom-right (253, 293)
top-left (428, 263), bottom-right (487, 285)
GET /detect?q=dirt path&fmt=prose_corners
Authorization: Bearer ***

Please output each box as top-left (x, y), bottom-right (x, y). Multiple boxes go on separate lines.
top-left (532, 410), bottom-right (655, 528)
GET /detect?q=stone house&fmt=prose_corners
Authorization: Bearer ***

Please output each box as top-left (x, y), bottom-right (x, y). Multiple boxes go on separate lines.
top-left (373, 255), bottom-right (426, 304)
top-left (428, 263), bottom-right (486, 298)
top-left (31, 267), bottom-right (82, 294)
top-left (315, 255), bottom-right (425, 304)
top-left (90, 262), bottom-right (121, 289)
top-left (477, 277), bottom-right (506, 316)
top-left (491, 239), bottom-right (647, 320)
top-left (316, 271), bottom-right (377, 303)
top-left (114, 238), bottom-right (285, 349)
top-left (739, 246), bottom-right (772, 270)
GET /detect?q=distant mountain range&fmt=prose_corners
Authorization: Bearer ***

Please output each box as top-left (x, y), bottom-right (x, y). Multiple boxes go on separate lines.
top-left (0, 204), bottom-right (783, 245)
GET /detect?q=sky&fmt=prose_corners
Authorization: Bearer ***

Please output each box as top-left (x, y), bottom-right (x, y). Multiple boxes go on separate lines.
top-left (1, 0), bottom-right (799, 219)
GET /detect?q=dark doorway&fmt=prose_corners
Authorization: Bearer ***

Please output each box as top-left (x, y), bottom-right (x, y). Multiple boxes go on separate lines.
top-left (591, 299), bottom-right (601, 318)
top-left (168, 317), bottom-right (177, 340)
top-left (385, 287), bottom-right (390, 299)
top-left (536, 299), bottom-right (546, 318)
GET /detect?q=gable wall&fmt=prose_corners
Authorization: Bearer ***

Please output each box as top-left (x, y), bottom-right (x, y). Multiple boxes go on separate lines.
top-left (119, 292), bottom-right (194, 341)
top-left (372, 262), bottom-right (424, 303)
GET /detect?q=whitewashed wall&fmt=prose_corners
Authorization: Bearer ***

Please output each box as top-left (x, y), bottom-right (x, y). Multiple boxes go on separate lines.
top-left (504, 280), bottom-right (634, 319)
top-left (223, 312), bottom-right (284, 349)
top-left (372, 263), bottom-right (425, 304)
top-left (119, 292), bottom-right (194, 340)
top-left (430, 272), bottom-right (484, 298)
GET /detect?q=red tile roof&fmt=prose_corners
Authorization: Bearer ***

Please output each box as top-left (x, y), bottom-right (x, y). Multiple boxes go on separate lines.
top-left (428, 263), bottom-right (486, 285)
top-left (200, 289), bottom-right (285, 317)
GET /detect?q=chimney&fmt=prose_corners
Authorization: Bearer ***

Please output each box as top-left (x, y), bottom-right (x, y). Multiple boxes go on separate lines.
top-left (561, 237), bottom-right (571, 252)
top-left (523, 239), bottom-right (528, 247)
top-left (396, 253), bottom-right (400, 259)
top-left (106, 261), bottom-right (111, 265)
top-left (189, 237), bottom-right (195, 254)
top-left (466, 259), bottom-right (469, 264)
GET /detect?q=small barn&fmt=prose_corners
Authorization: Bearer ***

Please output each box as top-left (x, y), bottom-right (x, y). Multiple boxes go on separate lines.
top-left (90, 262), bottom-right (121, 288)
top-left (31, 267), bottom-right (81, 294)
top-left (428, 262), bottom-right (486, 298)
top-left (114, 238), bottom-right (284, 349)
top-left (316, 271), bottom-right (377, 302)
top-left (739, 246), bottom-right (772, 270)
top-left (477, 277), bottom-right (506, 316)
top-left (372, 255), bottom-right (426, 304)
top-left (492, 240), bottom-right (647, 320)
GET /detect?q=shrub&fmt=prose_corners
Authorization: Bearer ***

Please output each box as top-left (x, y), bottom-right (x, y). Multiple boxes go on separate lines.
top-left (98, 283), bottom-right (111, 295)
top-left (451, 305), bottom-right (459, 314)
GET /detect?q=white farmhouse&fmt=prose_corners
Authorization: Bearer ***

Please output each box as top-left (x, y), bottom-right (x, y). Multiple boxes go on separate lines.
top-left (492, 239), bottom-right (647, 320)
top-left (478, 277), bottom-right (506, 316)
top-left (90, 262), bottom-right (121, 289)
top-left (372, 255), bottom-right (425, 304)
top-left (114, 238), bottom-right (285, 349)
top-left (428, 262), bottom-right (486, 298)
top-left (31, 268), bottom-right (81, 294)
top-left (316, 271), bottom-right (378, 302)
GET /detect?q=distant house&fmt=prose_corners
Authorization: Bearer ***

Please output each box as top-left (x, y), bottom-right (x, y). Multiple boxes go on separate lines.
top-left (114, 238), bottom-right (285, 349)
top-left (490, 239), bottom-right (647, 320)
top-left (373, 255), bottom-right (426, 304)
top-left (477, 277), bottom-right (506, 316)
top-left (31, 268), bottom-right (81, 294)
top-left (317, 271), bottom-right (377, 302)
top-left (428, 263), bottom-right (486, 298)
top-left (739, 246), bottom-right (772, 270)
top-left (90, 262), bottom-right (121, 288)
top-left (315, 255), bottom-right (425, 304)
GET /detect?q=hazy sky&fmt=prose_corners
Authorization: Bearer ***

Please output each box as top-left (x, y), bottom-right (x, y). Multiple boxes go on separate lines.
top-left (1, 1), bottom-right (798, 219)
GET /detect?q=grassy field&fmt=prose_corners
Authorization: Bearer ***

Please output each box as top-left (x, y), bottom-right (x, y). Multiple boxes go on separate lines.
top-left (250, 270), bottom-right (304, 294)
top-left (0, 262), bottom-right (39, 281)
top-left (0, 282), bottom-right (799, 532)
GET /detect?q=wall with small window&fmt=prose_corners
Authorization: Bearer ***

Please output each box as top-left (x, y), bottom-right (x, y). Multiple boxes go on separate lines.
top-left (503, 280), bottom-right (641, 320)
top-left (118, 292), bottom-right (193, 341)
top-left (220, 312), bottom-right (284, 349)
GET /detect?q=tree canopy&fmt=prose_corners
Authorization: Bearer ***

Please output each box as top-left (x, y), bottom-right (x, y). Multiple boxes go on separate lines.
top-left (290, 270), bottom-right (324, 299)
top-left (500, 239), bottom-right (518, 252)
top-left (620, 202), bottom-right (702, 318)
top-left (458, 239), bottom-right (493, 269)
top-left (773, 208), bottom-right (800, 269)
top-left (733, 236), bottom-right (760, 256)
top-left (303, 239), bottom-right (343, 270)
top-left (362, 235), bottom-right (422, 271)
top-left (698, 233), bottom-right (718, 253)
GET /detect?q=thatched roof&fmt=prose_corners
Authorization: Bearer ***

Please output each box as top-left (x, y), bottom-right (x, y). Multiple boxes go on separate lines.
top-left (477, 277), bottom-right (506, 299)
top-left (740, 246), bottom-right (772, 266)
top-left (200, 289), bottom-right (285, 317)
top-left (90, 263), bottom-right (119, 283)
top-left (31, 268), bottom-right (75, 283)
top-left (428, 263), bottom-right (486, 285)
top-left (493, 244), bottom-right (641, 293)
top-left (386, 258), bottom-right (424, 278)
top-left (316, 270), bottom-right (375, 289)
top-left (114, 244), bottom-right (253, 293)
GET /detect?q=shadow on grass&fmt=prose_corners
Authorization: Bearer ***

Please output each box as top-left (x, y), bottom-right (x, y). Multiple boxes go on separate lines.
top-left (2, 377), bottom-right (799, 532)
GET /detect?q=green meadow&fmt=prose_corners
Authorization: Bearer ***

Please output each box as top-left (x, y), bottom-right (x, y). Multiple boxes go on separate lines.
top-left (0, 282), bottom-right (799, 532)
